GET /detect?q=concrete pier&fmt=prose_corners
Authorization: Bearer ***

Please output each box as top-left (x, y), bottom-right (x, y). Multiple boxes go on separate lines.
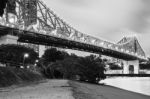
top-left (0, 35), bottom-right (18, 45)
top-left (123, 60), bottom-right (139, 74)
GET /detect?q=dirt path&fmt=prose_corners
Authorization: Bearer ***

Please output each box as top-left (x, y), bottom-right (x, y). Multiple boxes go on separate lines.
top-left (0, 80), bottom-right (74, 99)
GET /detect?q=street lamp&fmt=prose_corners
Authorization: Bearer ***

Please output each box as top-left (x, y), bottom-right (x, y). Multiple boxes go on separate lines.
top-left (34, 59), bottom-right (39, 66)
top-left (35, 59), bottom-right (39, 63)
top-left (23, 53), bottom-right (29, 68)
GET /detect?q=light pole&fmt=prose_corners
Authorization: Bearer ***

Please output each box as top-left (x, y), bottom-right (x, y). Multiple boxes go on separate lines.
top-left (23, 53), bottom-right (29, 68)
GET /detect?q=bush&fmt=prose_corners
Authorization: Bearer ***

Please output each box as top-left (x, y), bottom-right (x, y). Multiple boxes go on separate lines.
top-left (140, 63), bottom-right (150, 69)
top-left (0, 44), bottom-right (38, 67)
top-left (0, 67), bottom-right (43, 87)
top-left (78, 55), bottom-right (106, 83)
top-left (39, 49), bottom-right (106, 84)
top-left (108, 63), bottom-right (123, 70)
top-left (37, 48), bottom-right (69, 78)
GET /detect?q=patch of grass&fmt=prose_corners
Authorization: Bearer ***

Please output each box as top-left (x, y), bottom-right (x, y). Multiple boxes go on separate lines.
top-left (69, 81), bottom-right (94, 99)
top-left (0, 67), bottom-right (44, 87)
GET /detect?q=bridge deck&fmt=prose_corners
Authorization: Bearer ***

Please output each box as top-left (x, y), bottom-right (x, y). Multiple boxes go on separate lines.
top-left (0, 25), bottom-right (146, 61)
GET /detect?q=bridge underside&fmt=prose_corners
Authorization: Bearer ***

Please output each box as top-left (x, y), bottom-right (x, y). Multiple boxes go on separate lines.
top-left (0, 25), bottom-right (143, 61)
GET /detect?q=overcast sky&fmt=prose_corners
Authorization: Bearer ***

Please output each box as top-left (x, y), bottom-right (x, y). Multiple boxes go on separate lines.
top-left (44, 0), bottom-right (150, 56)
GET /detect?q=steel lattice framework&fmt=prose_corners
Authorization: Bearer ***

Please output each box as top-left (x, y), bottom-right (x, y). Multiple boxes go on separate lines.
top-left (0, 0), bottom-right (147, 61)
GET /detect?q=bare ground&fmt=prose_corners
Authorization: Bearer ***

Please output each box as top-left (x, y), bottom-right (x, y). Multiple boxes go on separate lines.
top-left (0, 80), bottom-right (74, 99)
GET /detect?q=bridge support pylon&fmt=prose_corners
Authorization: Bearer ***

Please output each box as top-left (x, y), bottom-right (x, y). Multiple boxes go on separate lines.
top-left (123, 60), bottom-right (139, 74)
top-left (39, 45), bottom-right (46, 57)
top-left (0, 35), bottom-right (18, 45)
top-left (0, 35), bottom-right (46, 57)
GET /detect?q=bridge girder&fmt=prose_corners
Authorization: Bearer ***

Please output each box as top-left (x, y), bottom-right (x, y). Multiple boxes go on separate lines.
top-left (0, 0), bottom-right (147, 61)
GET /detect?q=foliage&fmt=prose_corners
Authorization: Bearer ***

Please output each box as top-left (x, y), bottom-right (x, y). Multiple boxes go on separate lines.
top-left (108, 63), bottom-right (123, 70)
top-left (37, 48), bottom-right (69, 78)
top-left (140, 58), bottom-right (150, 70)
top-left (78, 55), bottom-right (106, 83)
top-left (140, 64), bottom-right (150, 69)
top-left (41, 48), bottom-right (69, 66)
top-left (140, 63), bottom-right (150, 69)
top-left (0, 67), bottom-right (43, 87)
top-left (38, 47), bottom-right (106, 83)
top-left (0, 0), bottom-right (7, 16)
top-left (50, 57), bottom-right (82, 79)
top-left (0, 44), bottom-right (38, 67)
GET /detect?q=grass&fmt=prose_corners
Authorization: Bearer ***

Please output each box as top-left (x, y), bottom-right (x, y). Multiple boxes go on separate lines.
top-left (69, 81), bottom-right (94, 99)
top-left (0, 67), bottom-right (44, 87)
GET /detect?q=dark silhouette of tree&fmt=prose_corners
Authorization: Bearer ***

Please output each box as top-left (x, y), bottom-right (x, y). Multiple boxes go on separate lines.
top-left (6, 0), bottom-right (16, 15)
top-left (50, 57), bottom-right (82, 79)
top-left (38, 48), bottom-right (69, 78)
top-left (78, 55), bottom-right (106, 83)
top-left (41, 48), bottom-right (69, 65)
top-left (0, 0), bottom-right (8, 16)
top-left (108, 63), bottom-right (123, 70)
top-left (140, 58), bottom-right (150, 70)
top-left (38, 48), bottom-right (106, 83)
top-left (0, 44), bottom-right (38, 67)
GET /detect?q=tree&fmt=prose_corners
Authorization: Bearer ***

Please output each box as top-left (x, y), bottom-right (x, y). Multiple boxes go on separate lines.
top-left (0, 0), bottom-right (8, 16)
top-left (50, 57), bottom-right (82, 79)
top-left (38, 48), bottom-right (69, 78)
top-left (78, 55), bottom-right (106, 83)
top-left (108, 63), bottom-right (123, 70)
top-left (38, 48), bottom-right (106, 83)
top-left (139, 58), bottom-right (150, 70)
top-left (41, 48), bottom-right (69, 66)
top-left (0, 44), bottom-right (38, 67)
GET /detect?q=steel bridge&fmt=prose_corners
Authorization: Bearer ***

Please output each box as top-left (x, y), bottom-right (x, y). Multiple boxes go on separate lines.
top-left (0, 0), bottom-right (147, 62)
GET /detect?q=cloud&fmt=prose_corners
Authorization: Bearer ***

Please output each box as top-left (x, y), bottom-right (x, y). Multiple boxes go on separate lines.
top-left (44, 0), bottom-right (150, 55)
top-left (44, 0), bottom-right (150, 34)
top-left (59, 0), bottom-right (90, 7)
top-left (127, 0), bottom-right (150, 33)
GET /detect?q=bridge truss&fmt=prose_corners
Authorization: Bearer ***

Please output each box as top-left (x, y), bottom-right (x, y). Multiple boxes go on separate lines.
top-left (0, 0), bottom-right (147, 61)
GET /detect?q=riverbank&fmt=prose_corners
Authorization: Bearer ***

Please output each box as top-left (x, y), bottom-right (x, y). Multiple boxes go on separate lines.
top-left (69, 81), bottom-right (150, 99)
top-left (0, 79), bottom-right (150, 99)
